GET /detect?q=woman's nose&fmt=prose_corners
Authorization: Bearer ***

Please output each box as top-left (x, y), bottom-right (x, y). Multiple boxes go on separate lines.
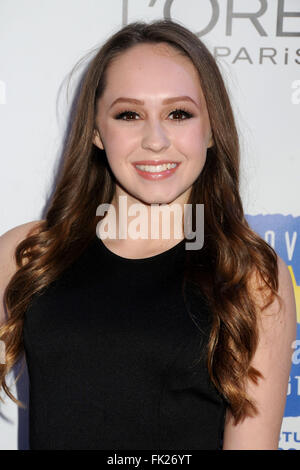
top-left (141, 120), bottom-right (171, 152)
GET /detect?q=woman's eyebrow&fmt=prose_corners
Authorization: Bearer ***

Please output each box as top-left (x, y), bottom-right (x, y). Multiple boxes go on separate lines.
top-left (109, 95), bottom-right (199, 109)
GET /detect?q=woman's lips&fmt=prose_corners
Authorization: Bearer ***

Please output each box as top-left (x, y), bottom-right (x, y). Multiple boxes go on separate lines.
top-left (132, 162), bottom-right (181, 180)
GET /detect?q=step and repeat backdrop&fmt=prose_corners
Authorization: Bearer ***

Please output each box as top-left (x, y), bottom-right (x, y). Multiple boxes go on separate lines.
top-left (0, 0), bottom-right (299, 450)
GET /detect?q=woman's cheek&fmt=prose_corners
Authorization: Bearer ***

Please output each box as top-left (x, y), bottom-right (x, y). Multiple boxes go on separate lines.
top-left (175, 127), bottom-right (208, 157)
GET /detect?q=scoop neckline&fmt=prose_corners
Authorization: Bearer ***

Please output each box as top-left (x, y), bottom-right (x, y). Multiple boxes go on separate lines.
top-left (94, 235), bottom-right (186, 263)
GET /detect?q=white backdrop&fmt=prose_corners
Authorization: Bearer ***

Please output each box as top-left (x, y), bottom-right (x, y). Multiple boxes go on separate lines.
top-left (0, 0), bottom-right (299, 450)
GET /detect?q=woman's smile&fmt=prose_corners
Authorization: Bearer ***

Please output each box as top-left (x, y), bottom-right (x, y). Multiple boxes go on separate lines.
top-left (131, 161), bottom-right (181, 180)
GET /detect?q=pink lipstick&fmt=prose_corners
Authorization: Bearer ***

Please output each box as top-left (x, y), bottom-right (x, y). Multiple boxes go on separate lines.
top-left (132, 161), bottom-right (181, 181)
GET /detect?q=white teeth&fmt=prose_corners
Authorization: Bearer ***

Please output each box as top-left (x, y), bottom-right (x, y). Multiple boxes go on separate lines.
top-left (135, 163), bottom-right (178, 172)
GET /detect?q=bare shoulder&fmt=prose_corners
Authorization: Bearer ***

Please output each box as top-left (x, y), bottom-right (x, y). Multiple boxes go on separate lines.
top-left (245, 253), bottom-right (296, 362)
top-left (248, 253), bottom-right (296, 321)
top-left (0, 219), bottom-right (43, 269)
top-left (258, 254), bottom-right (296, 333)
top-left (0, 219), bottom-right (43, 242)
top-left (222, 254), bottom-right (297, 449)
top-left (276, 254), bottom-right (295, 305)
top-left (0, 220), bottom-right (44, 325)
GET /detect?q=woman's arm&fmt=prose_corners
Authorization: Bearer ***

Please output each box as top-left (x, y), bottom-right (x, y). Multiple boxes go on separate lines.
top-left (222, 255), bottom-right (297, 450)
top-left (0, 220), bottom-right (43, 327)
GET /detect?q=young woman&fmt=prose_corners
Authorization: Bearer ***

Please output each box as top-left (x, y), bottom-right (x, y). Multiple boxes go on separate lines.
top-left (0, 19), bottom-right (296, 450)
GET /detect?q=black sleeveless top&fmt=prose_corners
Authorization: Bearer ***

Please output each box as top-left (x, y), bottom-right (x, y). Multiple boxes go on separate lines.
top-left (23, 235), bottom-right (227, 450)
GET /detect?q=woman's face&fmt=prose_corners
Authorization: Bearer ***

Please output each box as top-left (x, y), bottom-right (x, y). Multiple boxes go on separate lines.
top-left (93, 42), bottom-right (213, 207)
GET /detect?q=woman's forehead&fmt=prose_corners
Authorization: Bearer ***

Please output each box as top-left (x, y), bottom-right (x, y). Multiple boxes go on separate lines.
top-left (102, 43), bottom-right (204, 105)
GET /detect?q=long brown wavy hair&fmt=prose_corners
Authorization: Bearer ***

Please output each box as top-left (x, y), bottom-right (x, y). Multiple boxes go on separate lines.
top-left (0, 19), bottom-right (282, 425)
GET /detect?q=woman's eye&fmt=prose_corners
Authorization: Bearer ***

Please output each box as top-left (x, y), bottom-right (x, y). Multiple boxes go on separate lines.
top-left (115, 111), bottom-right (139, 121)
top-left (115, 109), bottom-right (193, 121)
top-left (169, 109), bottom-right (193, 120)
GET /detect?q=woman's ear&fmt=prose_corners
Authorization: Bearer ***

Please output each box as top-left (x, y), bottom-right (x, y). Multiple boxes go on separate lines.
top-left (207, 132), bottom-right (214, 148)
top-left (93, 128), bottom-right (104, 150)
